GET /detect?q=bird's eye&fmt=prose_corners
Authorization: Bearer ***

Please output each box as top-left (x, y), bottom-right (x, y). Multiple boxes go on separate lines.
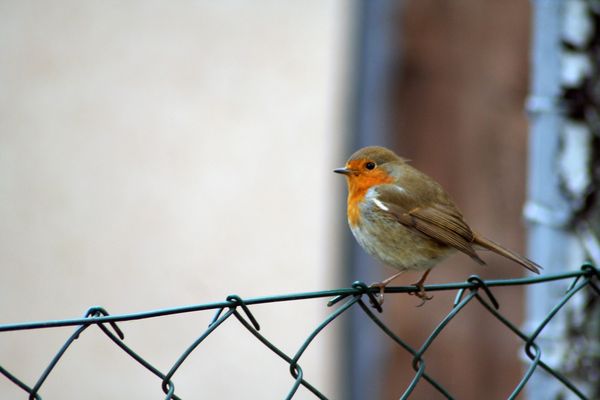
top-left (365, 161), bottom-right (376, 170)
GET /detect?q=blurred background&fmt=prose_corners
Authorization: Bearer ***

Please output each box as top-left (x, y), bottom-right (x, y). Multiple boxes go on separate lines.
top-left (0, 1), bottom-right (537, 399)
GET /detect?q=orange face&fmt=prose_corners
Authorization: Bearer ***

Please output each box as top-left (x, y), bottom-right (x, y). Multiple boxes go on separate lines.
top-left (337, 158), bottom-right (394, 226)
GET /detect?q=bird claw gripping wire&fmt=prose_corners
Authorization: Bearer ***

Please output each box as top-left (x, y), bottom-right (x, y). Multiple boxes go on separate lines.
top-left (209, 295), bottom-right (260, 331)
top-left (453, 275), bottom-right (500, 310)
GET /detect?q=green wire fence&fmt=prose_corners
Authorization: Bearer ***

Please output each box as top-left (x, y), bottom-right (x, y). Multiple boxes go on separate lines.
top-left (1, 264), bottom-right (599, 399)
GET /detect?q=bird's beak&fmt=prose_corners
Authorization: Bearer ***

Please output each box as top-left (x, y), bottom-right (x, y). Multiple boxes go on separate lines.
top-left (333, 167), bottom-right (353, 176)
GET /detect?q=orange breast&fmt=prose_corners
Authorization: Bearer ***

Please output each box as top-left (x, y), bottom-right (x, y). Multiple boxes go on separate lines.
top-left (346, 169), bottom-right (394, 226)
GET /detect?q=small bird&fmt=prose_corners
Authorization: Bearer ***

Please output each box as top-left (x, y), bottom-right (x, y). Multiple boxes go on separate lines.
top-left (334, 146), bottom-right (541, 305)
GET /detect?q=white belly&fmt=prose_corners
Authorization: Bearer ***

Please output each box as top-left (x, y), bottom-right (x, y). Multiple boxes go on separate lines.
top-left (349, 199), bottom-right (454, 271)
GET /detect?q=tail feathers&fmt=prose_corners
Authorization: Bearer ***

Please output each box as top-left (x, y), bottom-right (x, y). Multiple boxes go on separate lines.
top-left (473, 233), bottom-right (542, 274)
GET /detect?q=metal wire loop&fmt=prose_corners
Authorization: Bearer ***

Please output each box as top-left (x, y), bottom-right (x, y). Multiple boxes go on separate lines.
top-left (467, 275), bottom-right (500, 310)
top-left (226, 294), bottom-right (261, 331)
top-left (351, 281), bottom-right (383, 313)
top-left (84, 306), bottom-right (125, 340)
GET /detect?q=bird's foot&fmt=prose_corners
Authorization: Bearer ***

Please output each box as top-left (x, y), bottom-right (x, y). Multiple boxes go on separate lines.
top-left (409, 282), bottom-right (433, 307)
top-left (368, 282), bottom-right (387, 306)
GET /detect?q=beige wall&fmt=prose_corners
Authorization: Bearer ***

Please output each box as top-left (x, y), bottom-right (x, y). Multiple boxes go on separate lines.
top-left (0, 2), bottom-right (352, 398)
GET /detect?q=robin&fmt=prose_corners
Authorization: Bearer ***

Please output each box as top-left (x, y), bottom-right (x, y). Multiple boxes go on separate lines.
top-left (334, 146), bottom-right (541, 305)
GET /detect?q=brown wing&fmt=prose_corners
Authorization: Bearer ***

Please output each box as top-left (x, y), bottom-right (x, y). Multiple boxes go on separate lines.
top-left (374, 185), bottom-right (485, 264)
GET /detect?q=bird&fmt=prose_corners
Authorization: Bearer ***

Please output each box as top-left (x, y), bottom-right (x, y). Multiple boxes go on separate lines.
top-left (334, 146), bottom-right (541, 305)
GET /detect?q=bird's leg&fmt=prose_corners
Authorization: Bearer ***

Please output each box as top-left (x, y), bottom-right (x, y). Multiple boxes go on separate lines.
top-left (369, 270), bottom-right (405, 305)
top-left (409, 269), bottom-right (433, 307)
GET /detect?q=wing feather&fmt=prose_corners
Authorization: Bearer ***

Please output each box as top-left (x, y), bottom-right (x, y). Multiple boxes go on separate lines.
top-left (373, 186), bottom-right (485, 264)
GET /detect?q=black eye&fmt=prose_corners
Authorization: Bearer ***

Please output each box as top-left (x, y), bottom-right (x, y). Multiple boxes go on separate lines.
top-left (365, 162), bottom-right (376, 170)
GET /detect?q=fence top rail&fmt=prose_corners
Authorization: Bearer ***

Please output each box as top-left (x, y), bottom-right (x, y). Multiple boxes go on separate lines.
top-left (1, 264), bottom-right (596, 333)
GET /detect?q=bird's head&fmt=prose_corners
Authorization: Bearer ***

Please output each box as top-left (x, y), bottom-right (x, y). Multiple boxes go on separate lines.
top-left (334, 146), bottom-right (404, 191)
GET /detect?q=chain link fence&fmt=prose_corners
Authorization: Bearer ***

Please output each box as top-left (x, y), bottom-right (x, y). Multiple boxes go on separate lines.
top-left (1, 264), bottom-right (599, 400)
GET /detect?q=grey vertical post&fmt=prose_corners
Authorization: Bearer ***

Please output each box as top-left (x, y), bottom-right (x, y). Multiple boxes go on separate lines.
top-left (525, 0), bottom-right (590, 398)
top-left (344, 1), bottom-right (399, 399)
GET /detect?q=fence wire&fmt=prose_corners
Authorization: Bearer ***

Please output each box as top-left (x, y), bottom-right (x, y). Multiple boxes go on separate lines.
top-left (1, 264), bottom-right (599, 400)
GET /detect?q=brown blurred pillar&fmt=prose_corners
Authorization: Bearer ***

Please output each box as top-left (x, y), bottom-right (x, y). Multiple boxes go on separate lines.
top-left (381, 1), bottom-right (532, 398)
